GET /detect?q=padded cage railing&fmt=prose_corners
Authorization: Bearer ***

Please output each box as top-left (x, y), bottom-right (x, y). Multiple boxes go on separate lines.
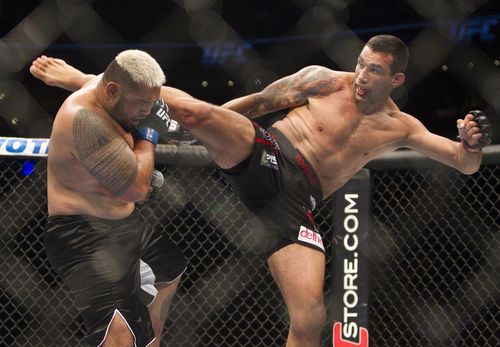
top-left (0, 142), bottom-right (499, 347)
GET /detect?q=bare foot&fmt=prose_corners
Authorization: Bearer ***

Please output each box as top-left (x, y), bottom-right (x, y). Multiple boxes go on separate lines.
top-left (30, 55), bottom-right (94, 92)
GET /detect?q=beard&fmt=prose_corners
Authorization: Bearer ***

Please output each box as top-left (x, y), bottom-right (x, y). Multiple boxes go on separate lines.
top-left (109, 101), bottom-right (134, 132)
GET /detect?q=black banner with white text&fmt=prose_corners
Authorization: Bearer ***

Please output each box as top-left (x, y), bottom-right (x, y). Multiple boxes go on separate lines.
top-left (331, 169), bottom-right (371, 347)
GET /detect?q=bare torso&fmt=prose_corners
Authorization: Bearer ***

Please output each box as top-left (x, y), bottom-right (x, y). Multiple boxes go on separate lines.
top-left (47, 77), bottom-right (135, 219)
top-left (272, 72), bottom-right (408, 198)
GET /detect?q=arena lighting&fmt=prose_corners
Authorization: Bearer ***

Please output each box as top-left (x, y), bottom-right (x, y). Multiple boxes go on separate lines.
top-left (20, 159), bottom-right (35, 176)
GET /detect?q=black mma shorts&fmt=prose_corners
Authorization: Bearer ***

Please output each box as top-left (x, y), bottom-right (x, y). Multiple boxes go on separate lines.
top-left (221, 123), bottom-right (325, 257)
top-left (44, 211), bottom-right (186, 347)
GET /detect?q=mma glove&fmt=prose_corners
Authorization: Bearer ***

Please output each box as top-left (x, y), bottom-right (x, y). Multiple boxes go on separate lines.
top-left (145, 169), bottom-right (164, 203)
top-left (459, 110), bottom-right (493, 150)
top-left (134, 98), bottom-right (172, 146)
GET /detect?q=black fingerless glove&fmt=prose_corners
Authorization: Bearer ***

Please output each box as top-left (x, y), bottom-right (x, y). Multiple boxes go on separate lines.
top-left (462, 110), bottom-right (492, 149)
top-left (134, 98), bottom-right (172, 145)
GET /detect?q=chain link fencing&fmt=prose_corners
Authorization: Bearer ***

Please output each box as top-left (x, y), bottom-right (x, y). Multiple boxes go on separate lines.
top-left (0, 146), bottom-right (498, 346)
top-left (0, 2), bottom-right (499, 345)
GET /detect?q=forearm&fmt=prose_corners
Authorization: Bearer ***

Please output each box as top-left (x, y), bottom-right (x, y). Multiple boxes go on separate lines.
top-left (425, 140), bottom-right (482, 174)
top-left (222, 66), bottom-right (335, 118)
top-left (405, 131), bottom-right (482, 175)
top-left (455, 141), bottom-right (482, 174)
top-left (120, 140), bottom-right (155, 202)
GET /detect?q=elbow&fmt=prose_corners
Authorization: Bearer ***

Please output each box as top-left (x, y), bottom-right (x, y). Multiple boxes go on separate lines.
top-left (118, 183), bottom-right (151, 203)
top-left (459, 165), bottom-right (480, 175)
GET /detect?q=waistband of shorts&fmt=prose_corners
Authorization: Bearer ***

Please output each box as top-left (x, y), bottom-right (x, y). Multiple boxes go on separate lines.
top-left (266, 126), bottom-right (323, 203)
top-left (47, 210), bottom-right (138, 225)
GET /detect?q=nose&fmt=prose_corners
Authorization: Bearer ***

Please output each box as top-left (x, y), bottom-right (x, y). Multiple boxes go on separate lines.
top-left (358, 68), bottom-right (368, 84)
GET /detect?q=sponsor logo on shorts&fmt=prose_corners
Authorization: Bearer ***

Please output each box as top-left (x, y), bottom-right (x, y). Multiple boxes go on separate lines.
top-left (297, 226), bottom-right (324, 251)
top-left (295, 154), bottom-right (318, 186)
top-left (257, 127), bottom-right (280, 152)
top-left (260, 150), bottom-right (279, 170)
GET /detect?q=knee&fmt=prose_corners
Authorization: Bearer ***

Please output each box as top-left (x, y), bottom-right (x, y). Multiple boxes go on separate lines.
top-left (289, 300), bottom-right (326, 336)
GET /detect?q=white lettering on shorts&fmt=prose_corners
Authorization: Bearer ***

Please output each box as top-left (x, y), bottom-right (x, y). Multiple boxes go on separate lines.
top-left (260, 150), bottom-right (278, 170)
top-left (297, 226), bottom-right (325, 251)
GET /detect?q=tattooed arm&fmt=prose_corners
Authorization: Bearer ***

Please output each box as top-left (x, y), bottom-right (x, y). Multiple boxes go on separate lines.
top-left (73, 109), bottom-right (155, 202)
top-left (222, 65), bottom-right (337, 119)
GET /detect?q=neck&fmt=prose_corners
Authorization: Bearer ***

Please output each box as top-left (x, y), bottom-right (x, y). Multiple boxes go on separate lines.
top-left (356, 99), bottom-right (386, 115)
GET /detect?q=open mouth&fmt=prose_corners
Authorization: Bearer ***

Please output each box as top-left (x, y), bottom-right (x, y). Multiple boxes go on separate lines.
top-left (356, 85), bottom-right (369, 98)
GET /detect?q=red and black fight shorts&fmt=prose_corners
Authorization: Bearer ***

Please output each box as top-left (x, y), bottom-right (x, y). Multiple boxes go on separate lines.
top-left (221, 123), bottom-right (325, 257)
top-left (44, 210), bottom-right (186, 347)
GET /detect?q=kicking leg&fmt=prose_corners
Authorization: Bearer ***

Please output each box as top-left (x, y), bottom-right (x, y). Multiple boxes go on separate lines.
top-left (162, 88), bottom-right (257, 169)
top-left (29, 55), bottom-right (95, 91)
top-left (268, 244), bottom-right (326, 347)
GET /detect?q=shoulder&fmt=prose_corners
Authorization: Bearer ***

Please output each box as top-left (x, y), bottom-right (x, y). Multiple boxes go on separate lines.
top-left (291, 65), bottom-right (352, 96)
top-left (55, 93), bottom-right (116, 141)
top-left (56, 84), bottom-right (102, 121)
top-left (297, 65), bottom-right (350, 80)
top-left (300, 66), bottom-right (353, 89)
top-left (389, 110), bottom-right (429, 142)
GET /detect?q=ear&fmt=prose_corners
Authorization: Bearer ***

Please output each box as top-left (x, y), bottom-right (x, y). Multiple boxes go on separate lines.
top-left (106, 82), bottom-right (120, 98)
top-left (392, 73), bottom-right (405, 88)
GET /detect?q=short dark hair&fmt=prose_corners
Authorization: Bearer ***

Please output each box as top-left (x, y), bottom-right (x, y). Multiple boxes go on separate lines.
top-left (366, 35), bottom-right (409, 74)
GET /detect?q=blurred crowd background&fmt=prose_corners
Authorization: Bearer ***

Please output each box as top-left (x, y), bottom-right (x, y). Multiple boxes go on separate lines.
top-left (1, 2), bottom-right (499, 346)
top-left (0, 0), bottom-right (499, 143)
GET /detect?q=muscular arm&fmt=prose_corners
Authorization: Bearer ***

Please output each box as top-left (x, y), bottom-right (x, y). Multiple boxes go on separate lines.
top-left (222, 65), bottom-right (338, 118)
top-left (73, 109), bottom-right (154, 201)
top-left (401, 114), bottom-right (482, 174)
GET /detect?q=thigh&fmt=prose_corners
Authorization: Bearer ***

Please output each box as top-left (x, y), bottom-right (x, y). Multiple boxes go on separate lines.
top-left (267, 243), bottom-right (325, 314)
top-left (190, 106), bottom-right (256, 169)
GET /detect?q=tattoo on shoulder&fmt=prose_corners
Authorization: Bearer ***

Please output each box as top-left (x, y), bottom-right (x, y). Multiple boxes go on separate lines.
top-left (261, 66), bottom-right (336, 111)
top-left (297, 66), bottom-right (337, 98)
top-left (73, 109), bottom-right (138, 195)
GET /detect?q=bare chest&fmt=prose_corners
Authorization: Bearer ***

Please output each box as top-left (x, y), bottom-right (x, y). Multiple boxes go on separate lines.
top-left (311, 102), bottom-right (402, 154)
